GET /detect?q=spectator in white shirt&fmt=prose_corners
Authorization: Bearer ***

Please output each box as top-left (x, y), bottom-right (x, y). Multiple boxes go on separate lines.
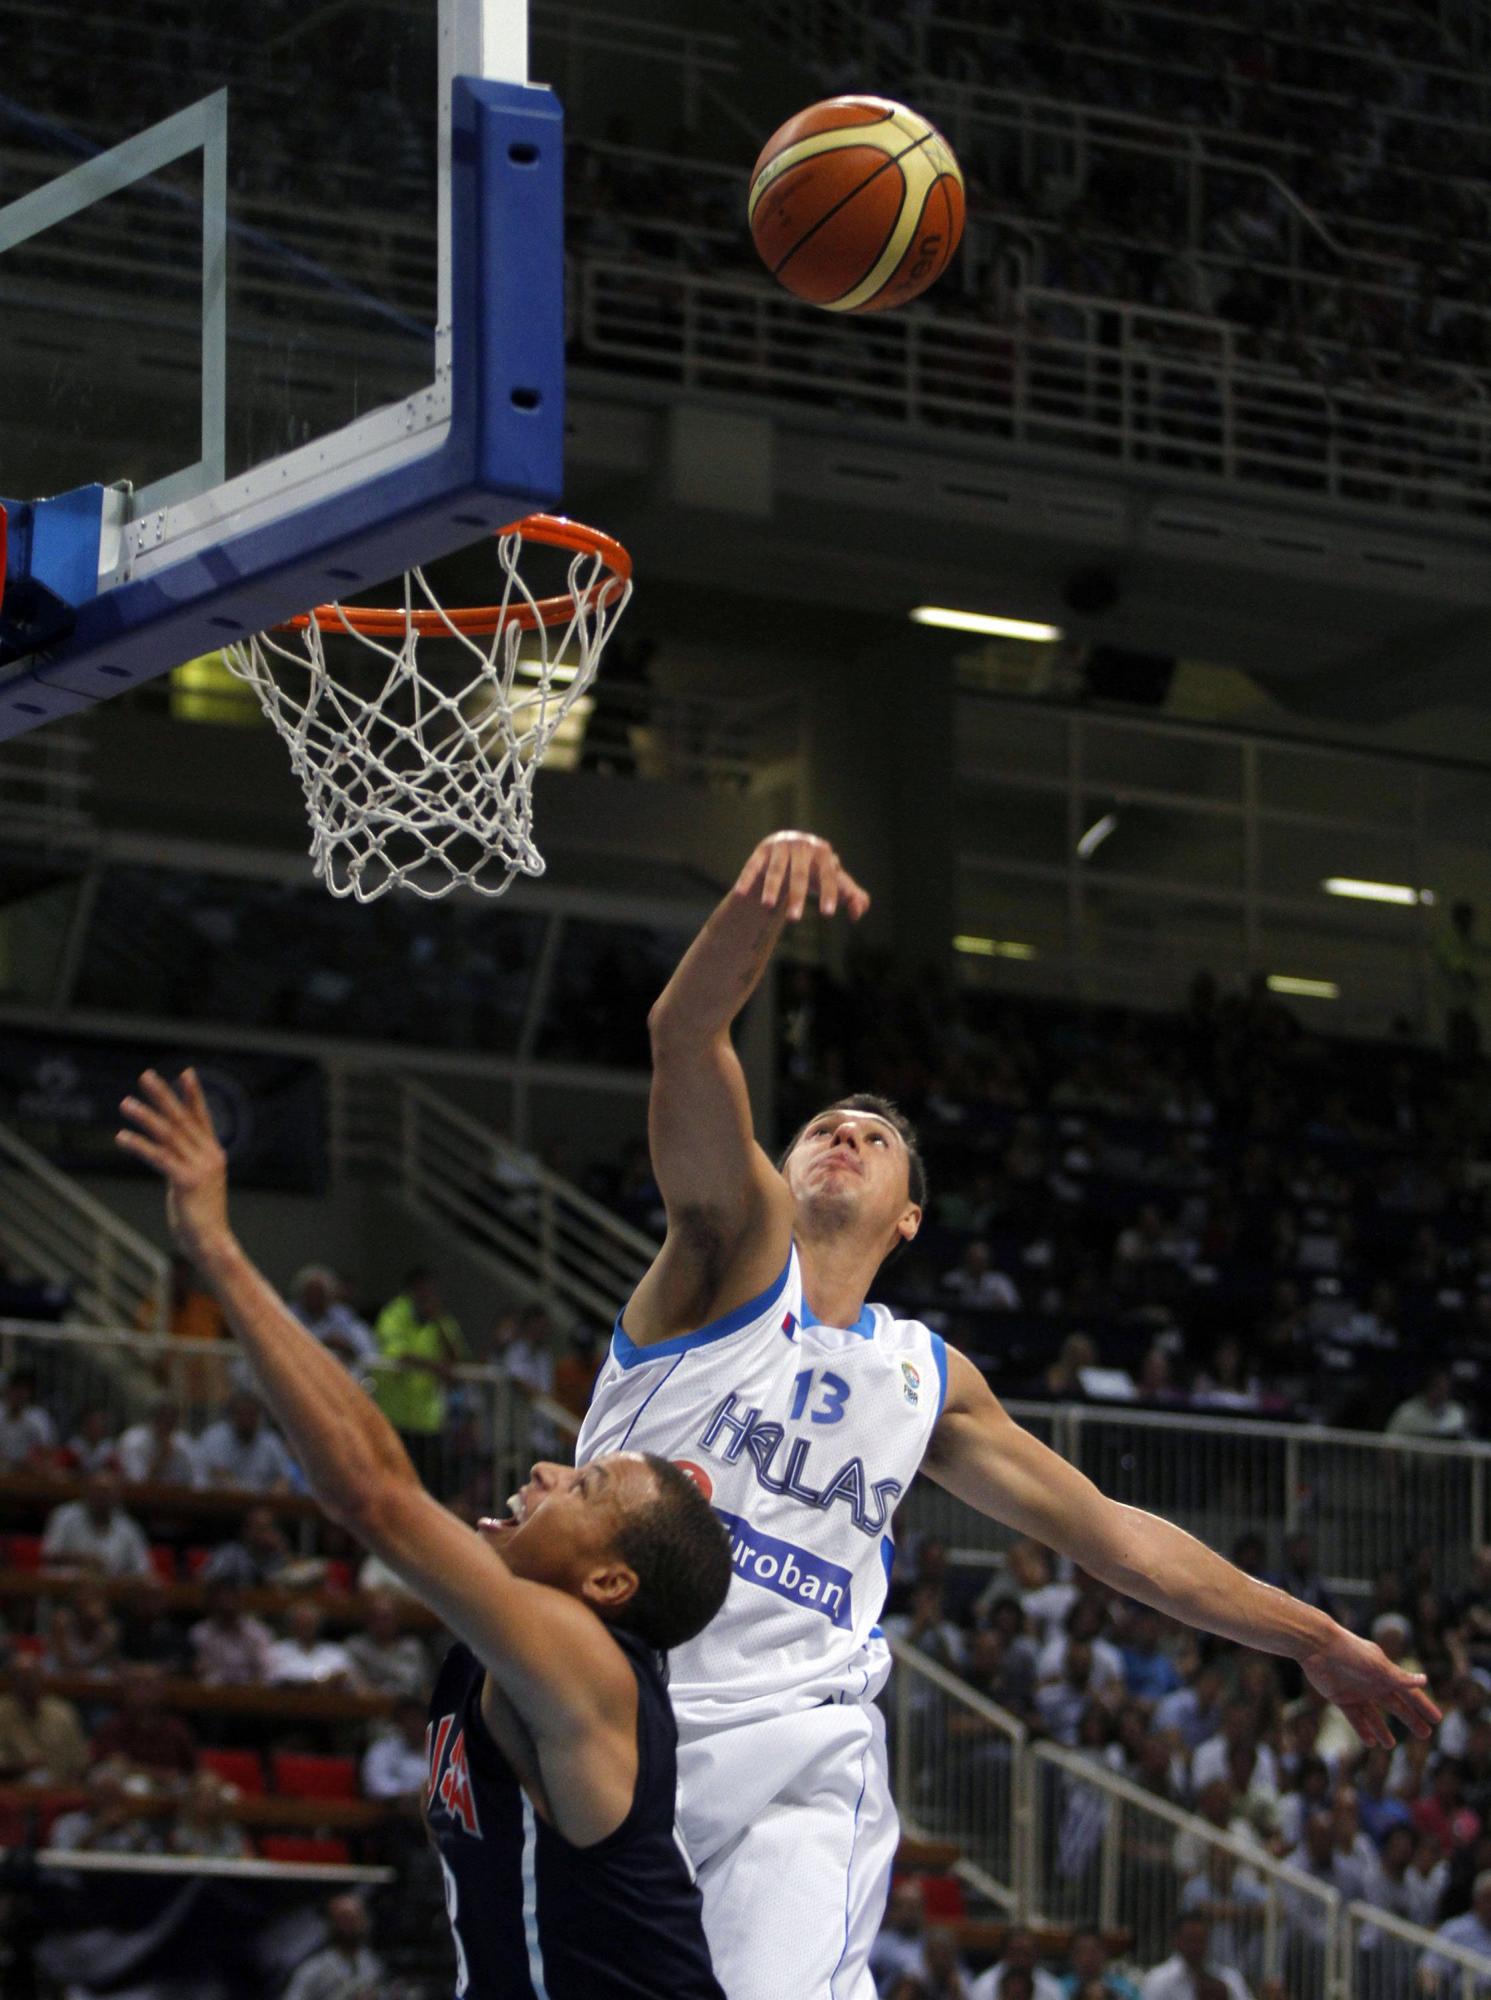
top-left (1192, 1699), bottom-right (1280, 1799)
top-left (1036, 1640), bottom-right (1098, 1747)
top-left (197, 1391), bottom-right (294, 1491)
top-left (343, 1594), bottom-right (431, 1703)
top-left (360, 1696), bottom-right (430, 1803)
top-left (62, 1406), bottom-right (119, 1476)
top-left (1140, 1916), bottom-right (1250, 2000)
top-left (1419, 1871), bottom-right (1491, 1995)
top-left (941, 1241), bottom-right (1022, 1311)
top-left (282, 1894), bottom-right (384, 2000)
top-left (0, 1368), bottom-right (57, 1469)
top-left (289, 1266), bottom-right (377, 1372)
top-left (1037, 1601), bottom-right (1124, 1694)
top-left (40, 1474), bottom-right (153, 1579)
top-left (266, 1602), bottom-right (360, 1688)
top-left (969, 1927), bottom-right (1065, 2000)
top-left (118, 1397), bottom-right (201, 1487)
top-left (1386, 1368), bottom-right (1472, 1441)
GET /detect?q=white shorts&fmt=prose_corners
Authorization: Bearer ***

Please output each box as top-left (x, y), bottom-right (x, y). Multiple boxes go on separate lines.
top-left (677, 1701), bottom-right (898, 2000)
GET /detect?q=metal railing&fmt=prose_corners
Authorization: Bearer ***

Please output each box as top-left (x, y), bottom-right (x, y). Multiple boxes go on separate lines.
top-left (0, 1314), bottom-right (579, 1515)
top-left (573, 261), bottom-right (1491, 515)
top-left (889, 1631), bottom-right (1031, 1915)
top-left (887, 1645), bottom-right (1491, 1997)
top-left (1347, 1899), bottom-right (1491, 2000)
top-left (334, 1071), bottom-right (657, 1329)
top-left (1028, 1741), bottom-right (1344, 1998)
top-left (0, 1119), bottom-right (168, 1329)
top-left (896, 1402), bottom-right (1491, 1600)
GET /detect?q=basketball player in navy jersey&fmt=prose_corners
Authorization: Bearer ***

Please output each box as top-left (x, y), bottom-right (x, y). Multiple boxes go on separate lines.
top-left (576, 829), bottom-right (1442, 2000)
top-left (117, 1069), bottom-right (729, 2000)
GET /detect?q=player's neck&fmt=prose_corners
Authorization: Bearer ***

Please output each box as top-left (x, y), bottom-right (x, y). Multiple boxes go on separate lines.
top-left (796, 1230), bottom-right (879, 1329)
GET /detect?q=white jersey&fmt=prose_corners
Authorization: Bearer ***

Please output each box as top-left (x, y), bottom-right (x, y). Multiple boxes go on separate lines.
top-left (576, 1244), bottom-right (947, 1734)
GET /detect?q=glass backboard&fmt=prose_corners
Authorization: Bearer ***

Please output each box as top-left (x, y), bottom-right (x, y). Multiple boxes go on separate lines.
top-left (0, 0), bottom-right (561, 738)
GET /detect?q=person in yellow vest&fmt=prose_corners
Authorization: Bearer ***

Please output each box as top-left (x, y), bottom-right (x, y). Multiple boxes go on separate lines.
top-left (371, 1267), bottom-right (465, 1484)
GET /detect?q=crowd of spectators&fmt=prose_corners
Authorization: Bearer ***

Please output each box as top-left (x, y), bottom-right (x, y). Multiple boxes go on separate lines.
top-left (0, 1299), bottom-right (468, 1993)
top-left (875, 1525), bottom-right (1491, 1997)
top-left (766, 953), bottom-right (1491, 1436)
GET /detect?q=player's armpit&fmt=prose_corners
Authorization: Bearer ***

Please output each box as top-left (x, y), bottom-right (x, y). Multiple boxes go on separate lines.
top-left (346, 1480), bottom-right (635, 1741)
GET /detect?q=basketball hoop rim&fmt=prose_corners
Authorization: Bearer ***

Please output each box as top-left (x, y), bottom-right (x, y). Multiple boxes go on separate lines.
top-left (278, 514), bottom-right (632, 637)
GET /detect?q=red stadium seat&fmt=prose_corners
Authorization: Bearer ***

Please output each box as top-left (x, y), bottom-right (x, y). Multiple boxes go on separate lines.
top-left (7, 1534), bottom-right (43, 1571)
top-left (199, 1748), bottom-right (266, 1796)
top-left (148, 1544), bottom-right (177, 1582)
top-left (183, 1546), bottom-right (212, 1577)
top-left (259, 1834), bottom-right (351, 1865)
top-left (271, 1752), bottom-right (359, 1800)
top-left (921, 1873), bottom-right (967, 1921)
top-left (324, 1559), bottom-right (354, 1592)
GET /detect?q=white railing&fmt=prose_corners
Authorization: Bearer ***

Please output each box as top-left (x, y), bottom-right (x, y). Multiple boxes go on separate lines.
top-left (1029, 1740), bottom-right (1344, 1997)
top-left (897, 1401), bottom-right (1491, 1600)
top-left (573, 260), bottom-right (1491, 516)
top-left (334, 1072), bottom-right (657, 1328)
top-left (1346, 1899), bottom-right (1491, 2000)
top-left (888, 1646), bottom-right (1491, 1996)
top-left (889, 1631), bottom-right (1031, 1914)
top-left (0, 1120), bottom-right (168, 1328)
top-left (0, 1315), bottom-right (578, 1512)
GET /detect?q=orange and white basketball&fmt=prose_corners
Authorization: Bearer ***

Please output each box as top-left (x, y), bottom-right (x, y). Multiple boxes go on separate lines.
top-left (747, 96), bottom-right (965, 314)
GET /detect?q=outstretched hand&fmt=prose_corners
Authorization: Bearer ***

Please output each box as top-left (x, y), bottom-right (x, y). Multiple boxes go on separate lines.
top-left (1302, 1626), bottom-right (1442, 1748)
top-left (116, 1069), bottom-right (232, 1266)
top-left (735, 831), bottom-right (870, 924)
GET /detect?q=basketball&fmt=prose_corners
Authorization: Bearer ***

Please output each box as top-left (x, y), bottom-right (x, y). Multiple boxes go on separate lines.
top-left (747, 95), bottom-right (965, 314)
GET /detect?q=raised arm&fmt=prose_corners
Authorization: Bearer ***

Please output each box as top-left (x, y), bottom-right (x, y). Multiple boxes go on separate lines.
top-left (623, 831), bottom-right (869, 1346)
top-left (925, 1349), bottom-right (1441, 1748)
top-left (115, 1073), bottom-right (634, 1759)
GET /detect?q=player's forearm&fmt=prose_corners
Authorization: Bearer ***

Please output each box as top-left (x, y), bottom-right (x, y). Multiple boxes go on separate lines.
top-left (192, 1231), bottom-right (418, 1520)
top-left (1081, 1501), bottom-right (1335, 1663)
top-left (648, 885), bottom-right (788, 1047)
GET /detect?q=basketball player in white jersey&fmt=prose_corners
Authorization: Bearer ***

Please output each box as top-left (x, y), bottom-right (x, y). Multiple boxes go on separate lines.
top-left (577, 830), bottom-right (1440, 2000)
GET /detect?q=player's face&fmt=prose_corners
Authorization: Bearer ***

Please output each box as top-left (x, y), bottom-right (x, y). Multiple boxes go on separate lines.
top-left (785, 1108), bottom-right (918, 1246)
top-left (477, 1453), bottom-right (651, 1608)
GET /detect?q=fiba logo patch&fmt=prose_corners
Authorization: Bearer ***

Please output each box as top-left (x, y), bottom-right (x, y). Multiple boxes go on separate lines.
top-left (900, 1362), bottom-right (921, 1408)
top-left (673, 1459), bottom-right (714, 1502)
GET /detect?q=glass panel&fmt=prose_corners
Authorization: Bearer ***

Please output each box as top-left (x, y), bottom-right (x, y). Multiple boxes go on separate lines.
top-left (2, 0), bottom-right (442, 504)
top-left (1080, 718), bottom-right (1243, 805)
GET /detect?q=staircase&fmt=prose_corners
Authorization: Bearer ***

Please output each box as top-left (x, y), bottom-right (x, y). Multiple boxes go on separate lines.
top-left (0, 1116), bottom-right (169, 1329)
top-left (332, 1070), bottom-right (658, 1330)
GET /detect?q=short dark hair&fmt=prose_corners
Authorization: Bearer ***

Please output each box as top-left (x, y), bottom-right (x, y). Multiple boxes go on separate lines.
top-left (780, 1093), bottom-right (928, 1210)
top-left (608, 1455), bottom-right (732, 1653)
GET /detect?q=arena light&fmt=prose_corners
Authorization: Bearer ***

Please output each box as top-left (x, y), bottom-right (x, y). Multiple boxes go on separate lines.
top-left (1076, 812), bottom-right (1118, 860)
top-left (1267, 974), bottom-right (1340, 1000)
top-left (515, 658), bottom-right (582, 685)
top-left (910, 606), bottom-right (1064, 643)
top-left (1322, 877), bottom-right (1432, 907)
top-left (954, 935), bottom-right (1038, 960)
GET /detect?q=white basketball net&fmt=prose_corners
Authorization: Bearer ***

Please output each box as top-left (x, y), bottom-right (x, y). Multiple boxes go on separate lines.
top-left (225, 517), bottom-right (633, 902)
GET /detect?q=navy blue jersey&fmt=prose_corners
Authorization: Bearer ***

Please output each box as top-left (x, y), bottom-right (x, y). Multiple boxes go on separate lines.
top-left (425, 1634), bottom-right (724, 2000)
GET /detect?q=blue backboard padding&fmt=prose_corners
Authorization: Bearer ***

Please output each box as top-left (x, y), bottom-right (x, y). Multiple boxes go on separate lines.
top-left (0, 78), bottom-right (564, 741)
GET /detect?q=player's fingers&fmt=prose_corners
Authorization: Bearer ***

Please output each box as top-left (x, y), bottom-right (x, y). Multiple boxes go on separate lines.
top-left (137, 1069), bottom-right (186, 1120)
top-left (115, 1129), bottom-right (170, 1170)
top-left (120, 1095), bottom-right (175, 1142)
top-left (787, 843), bottom-right (812, 921)
top-left (1391, 1684), bottom-right (1441, 1738)
top-left (761, 844), bottom-right (791, 909)
top-left (838, 867), bottom-right (871, 919)
top-left (181, 1068), bottom-right (214, 1130)
top-left (735, 848), bottom-right (767, 897)
top-left (817, 849), bottom-right (840, 918)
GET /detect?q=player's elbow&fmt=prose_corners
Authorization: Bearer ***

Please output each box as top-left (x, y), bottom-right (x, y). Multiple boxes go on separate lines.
top-left (646, 999), bottom-right (722, 1057)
